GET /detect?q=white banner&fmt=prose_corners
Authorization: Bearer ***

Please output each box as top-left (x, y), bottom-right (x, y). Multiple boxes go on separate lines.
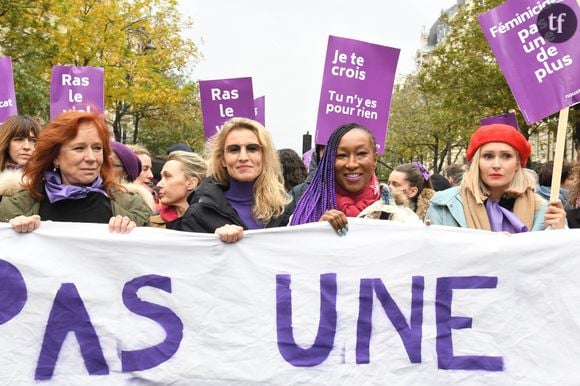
top-left (1, 220), bottom-right (579, 385)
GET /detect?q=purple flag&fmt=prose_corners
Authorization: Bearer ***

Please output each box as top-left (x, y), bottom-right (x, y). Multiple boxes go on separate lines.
top-left (480, 112), bottom-right (519, 129)
top-left (199, 77), bottom-right (255, 139)
top-left (254, 96), bottom-right (265, 126)
top-left (479, 0), bottom-right (580, 124)
top-left (50, 66), bottom-right (104, 120)
top-left (0, 57), bottom-right (18, 124)
top-left (315, 36), bottom-right (400, 154)
top-left (302, 148), bottom-right (314, 167)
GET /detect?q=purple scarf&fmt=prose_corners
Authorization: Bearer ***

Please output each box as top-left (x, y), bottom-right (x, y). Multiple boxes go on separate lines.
top-left (43, 170), bottom-right (108, 203)
top-left (485, 199), bottom-right (528, 233)
top-left (4, 161), bottom-right (21, 170)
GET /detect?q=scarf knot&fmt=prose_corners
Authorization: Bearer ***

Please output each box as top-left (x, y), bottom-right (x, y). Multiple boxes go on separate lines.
top-left (485, 198), bottom-right (528, 233)
top-left (159, 204), bottom-right (179, 222)
top-left (335, 174), bottom-right (381, 217)
top-left (43, 170), bottom-right (108, 203)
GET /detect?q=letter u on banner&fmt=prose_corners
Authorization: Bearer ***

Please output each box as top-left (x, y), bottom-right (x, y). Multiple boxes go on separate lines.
top-left (275, 273), bottom-right (337, 367)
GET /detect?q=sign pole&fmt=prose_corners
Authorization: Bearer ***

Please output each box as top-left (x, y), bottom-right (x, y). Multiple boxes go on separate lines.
top-left (549, 107), bottom-right (570, 202)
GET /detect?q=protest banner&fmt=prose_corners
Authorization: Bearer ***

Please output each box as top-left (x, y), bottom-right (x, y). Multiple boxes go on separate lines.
top-left (1, 220), bottom-right (580, 385)
top-left (315, 36), bottom-right (400, 153)
top-left (199, 77), bottom-right (255, 139)
top-left (478, 0), bottom-right (579, 125)
top-left (254, 96), bottom-right (266, 126)
top-left (50, 66), bottom-right (104, 120)
top-left (0, 57), bottom-right (18, 123)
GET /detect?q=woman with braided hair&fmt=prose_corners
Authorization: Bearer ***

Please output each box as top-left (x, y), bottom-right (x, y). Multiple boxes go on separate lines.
top-left (388, 162), bottom-right (436, 220)
top-left (290, 123), bottom-right (419, 235)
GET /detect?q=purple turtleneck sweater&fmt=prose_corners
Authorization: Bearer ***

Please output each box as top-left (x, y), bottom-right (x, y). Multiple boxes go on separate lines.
top-left (224, 179), bottom-right (264, 230)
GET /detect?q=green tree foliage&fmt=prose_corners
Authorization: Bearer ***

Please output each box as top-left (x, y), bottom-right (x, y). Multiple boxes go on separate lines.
top-left (381, 75), bottom-right (465, 173)
top-left (0, 1), bottom-right (55, 119)
top-left (0, 0), bottom-right (202, 147)
top-left (138, 82), bottom-right (205, 156)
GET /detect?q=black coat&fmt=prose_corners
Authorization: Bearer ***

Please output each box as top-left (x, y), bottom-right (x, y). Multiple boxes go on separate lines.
top-left (167, 177), bottom-right (291, 233)
top-left (566, 208), bottom-right (580, 229)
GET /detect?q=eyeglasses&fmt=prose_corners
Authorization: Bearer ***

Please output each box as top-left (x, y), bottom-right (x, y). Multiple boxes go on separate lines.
top-left (225, 143), bottom-right (262, 155)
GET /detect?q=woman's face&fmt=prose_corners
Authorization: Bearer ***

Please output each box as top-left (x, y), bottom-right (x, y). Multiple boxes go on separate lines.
top-left (136, 154), bottom-right (153, 185)
top-left (55, 122), bottom-right (103, 185)
top-left (221, 128), bottom-right (263, 182)
top-left (8, 132), bottom-right (37, 166)
top-left (388, 171), bottom-right (418, 199)
top-left (157, 160), bottom-right (198, 207)
top-left (563, 172), bottom-right (577, 190)
top-left (334, 129), bottom-right (376, 193)
top-left (478, 142), bottom-right (519, 195)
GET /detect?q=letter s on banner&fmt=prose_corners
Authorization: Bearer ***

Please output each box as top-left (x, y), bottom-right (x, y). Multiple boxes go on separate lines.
top-left (121, 275), bottom-right (184, 372)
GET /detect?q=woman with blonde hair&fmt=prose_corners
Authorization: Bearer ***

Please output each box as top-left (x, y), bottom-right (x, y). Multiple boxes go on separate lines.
top-left (169, 117), bottom-right (291, 242)
top-left (426, 124), bottom-right (566, 232)
top-left (150, 150), bottom-right (207, 228)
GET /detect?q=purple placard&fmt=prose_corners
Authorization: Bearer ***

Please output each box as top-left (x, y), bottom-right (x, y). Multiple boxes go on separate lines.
top-left (315, 36), bottom-right (400, 154)
top-left (0, 57), bottom-right (18, 124)
top-left (480, 112), bottom-right (519, 129)
top-left (50, 66), bottom-right (104, 120)
top-left (199, 77), bottom-right (255, 139)
top-left (479, 0), bottom-right (580, 124)
top-left (254, 96), bottom-right (265, 126)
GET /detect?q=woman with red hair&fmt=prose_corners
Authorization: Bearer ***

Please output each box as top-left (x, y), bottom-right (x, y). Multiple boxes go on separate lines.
top-left (426, 124), bottom-right (566, 232)
top-left (0, 111), bottom-right (151, 232)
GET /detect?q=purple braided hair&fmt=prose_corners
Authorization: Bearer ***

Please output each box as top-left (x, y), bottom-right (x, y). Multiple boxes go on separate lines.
top-left (290, 123), bottom-right (374, 225)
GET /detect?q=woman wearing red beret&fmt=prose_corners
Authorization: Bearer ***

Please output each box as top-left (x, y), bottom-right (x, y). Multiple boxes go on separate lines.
top-left (426, 124), bottom-right (566, 232)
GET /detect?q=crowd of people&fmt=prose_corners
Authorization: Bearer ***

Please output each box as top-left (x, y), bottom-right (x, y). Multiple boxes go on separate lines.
top-left (0, 111), bottom-right (576, 240)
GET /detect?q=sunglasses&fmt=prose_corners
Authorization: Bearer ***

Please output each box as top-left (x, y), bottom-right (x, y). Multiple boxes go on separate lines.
top-left (225, 143), bottom-right (262, 154)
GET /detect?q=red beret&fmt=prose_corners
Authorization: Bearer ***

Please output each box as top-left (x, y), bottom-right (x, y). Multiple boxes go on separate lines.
top-left (466, 124), bottom-right (531, 167)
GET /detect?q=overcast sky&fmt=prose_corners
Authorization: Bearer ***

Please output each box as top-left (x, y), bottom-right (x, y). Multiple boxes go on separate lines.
top-left (178, 0), bottom-right (459, 153)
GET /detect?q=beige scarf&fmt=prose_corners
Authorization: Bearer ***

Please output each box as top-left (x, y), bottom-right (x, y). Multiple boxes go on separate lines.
top-left (461, 184), bottom-right (536, 231)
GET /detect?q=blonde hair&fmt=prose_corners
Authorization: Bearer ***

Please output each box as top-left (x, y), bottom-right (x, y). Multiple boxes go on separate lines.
top-left (166, 150), bottom-right (207, 183)
top-left (207, 117), bottom-right (290, 222)
top-left (462, 147), bottom-right (534, 204)
top-left (126, 144), bottom-right (151, 157)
